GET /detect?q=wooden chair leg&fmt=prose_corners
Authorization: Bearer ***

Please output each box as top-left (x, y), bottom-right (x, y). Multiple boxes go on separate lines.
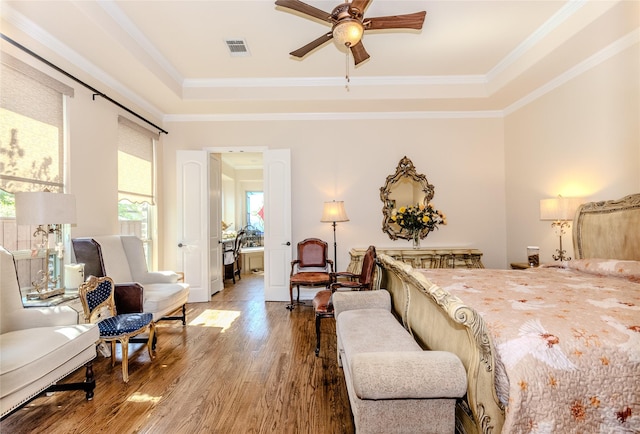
top-left (84, 362), bottom-right (95, 400)
top-left (315, 314), bottom-right (321, 357)
top-left (151, 332), bottom-right (157, 351)
top-left (147, 324), bottom-right (156, 359)
top-left (111, 341), bottom-right (116, 367)
top-left (121, 336), bottom-right (130, 383)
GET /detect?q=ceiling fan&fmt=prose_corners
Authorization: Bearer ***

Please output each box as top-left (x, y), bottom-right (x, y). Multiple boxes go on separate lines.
top-left (275, 0), bottom-right (427, 65)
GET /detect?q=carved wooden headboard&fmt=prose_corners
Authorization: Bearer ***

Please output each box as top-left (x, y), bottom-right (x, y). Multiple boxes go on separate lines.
top-left (573, 193), bottom-right (640, 260)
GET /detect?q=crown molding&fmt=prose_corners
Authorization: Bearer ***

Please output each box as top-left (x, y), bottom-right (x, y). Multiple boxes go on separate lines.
top-left (487, 0), bottom-right (587, 83)
top-left (183, 74), bottom-right (488, 89)
top-left (504, 28), bottom-right (639, 116)
top-left (3, 1), bottom-right (632, 123)
top-left (96, 0), bottom-right (183, 84)
top-left (163, 110), bottom-right (505, 123)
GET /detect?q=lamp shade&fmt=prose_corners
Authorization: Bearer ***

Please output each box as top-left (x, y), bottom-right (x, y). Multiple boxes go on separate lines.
top-left (15, 192), bottom-right (77, 225)
top-left (321, 200), bottom-right (349, 223)
top-left (540, 196), bottom-right (582, 221)
top-left (332, 19), bottom-right (364, 47)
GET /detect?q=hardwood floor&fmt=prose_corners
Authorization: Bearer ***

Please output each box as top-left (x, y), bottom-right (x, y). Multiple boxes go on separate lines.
top-left (1, 274), bottom-right (355, 433)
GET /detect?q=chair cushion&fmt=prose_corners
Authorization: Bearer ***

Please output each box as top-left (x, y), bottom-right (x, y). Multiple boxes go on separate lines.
top-left (142, 283), bottom-right (190, 320)
top-left (98, 313), bottom-right (153, 337)
top-left (290, 272), bottom-right (331, 286)
top-left (312, 289), bottom-right (332, 313)
top-left (0, 324), bottom-right (99, 398)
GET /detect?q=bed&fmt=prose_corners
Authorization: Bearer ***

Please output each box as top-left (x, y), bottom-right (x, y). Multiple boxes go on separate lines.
top-left (377, 193), bottom-right (640, 433)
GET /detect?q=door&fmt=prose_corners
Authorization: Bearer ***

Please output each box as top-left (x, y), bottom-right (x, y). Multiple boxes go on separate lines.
top-left (263, 149), bottom-right (292, 301)
top-left (209, 153), bottom-right (223, 295)
top-left (176, 150), bottom-right (210, 303)
top-left (178, 148), bottom-right (291, 302)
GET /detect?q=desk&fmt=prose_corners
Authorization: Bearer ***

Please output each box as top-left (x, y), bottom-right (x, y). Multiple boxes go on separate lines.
top-left (240, 247), bottom-right (264, 274)
top-left (348, 247), bottom-right (484, 274)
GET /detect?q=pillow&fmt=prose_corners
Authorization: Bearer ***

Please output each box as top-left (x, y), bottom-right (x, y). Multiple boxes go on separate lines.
top-left (566, 259), bottom-right (640, 282)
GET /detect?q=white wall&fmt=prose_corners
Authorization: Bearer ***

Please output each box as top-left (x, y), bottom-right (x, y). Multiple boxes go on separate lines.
top-left (161, 117), bottom-right (507, 270)
top-left (3, 29), bottom-right (637, 274)
top-left (504, 42), bottom-right (640, 264)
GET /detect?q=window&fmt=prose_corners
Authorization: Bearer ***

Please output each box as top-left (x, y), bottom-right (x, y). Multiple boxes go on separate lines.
top-left (0, 53), bottom-right (73, 289)
top-left (117, 116), bottom-right (158, 268)
top-left (246, 191), bottom-right (264, 232)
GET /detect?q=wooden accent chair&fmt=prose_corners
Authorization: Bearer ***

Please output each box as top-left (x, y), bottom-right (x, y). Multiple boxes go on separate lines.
top-left (287, 238), bottom-right (334, 310)
top-left (224, 229), bottom-right (245, 284)
top-left (79, 276), bottom-right (155, 383)
top-left (312, 245), bottom-right (377, 356)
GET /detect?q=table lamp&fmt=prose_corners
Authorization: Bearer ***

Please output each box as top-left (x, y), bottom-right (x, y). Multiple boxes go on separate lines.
top-left (15, 191), bottom-right (77, 298)
top-left (540, 195), bottom-right (582, 261)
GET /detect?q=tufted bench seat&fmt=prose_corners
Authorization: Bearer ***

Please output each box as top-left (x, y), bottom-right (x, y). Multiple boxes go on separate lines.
top-left (333, 290), bottom-right (467, 434)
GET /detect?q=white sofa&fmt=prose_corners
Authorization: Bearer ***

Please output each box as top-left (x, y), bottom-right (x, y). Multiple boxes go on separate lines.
top-left (333, 290), bottom-right (467, 434)
top-left (0, 246), bottom-right (99, 419)
top-left (72, 235), bottom-right (189, 324)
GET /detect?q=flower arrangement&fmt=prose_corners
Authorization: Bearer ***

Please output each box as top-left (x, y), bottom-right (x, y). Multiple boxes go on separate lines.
top-left (391, 203), bottom-right (447, 246)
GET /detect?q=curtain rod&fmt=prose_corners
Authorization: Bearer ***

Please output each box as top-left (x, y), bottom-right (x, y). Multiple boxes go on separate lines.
top-left (1, 33), bottom-right (168, 135)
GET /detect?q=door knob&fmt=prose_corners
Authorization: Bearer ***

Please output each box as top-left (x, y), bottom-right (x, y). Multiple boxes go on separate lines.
top-left (283, 241), bottom-right (291, 246)
top-left (178, 243), bottom-right (185, 248)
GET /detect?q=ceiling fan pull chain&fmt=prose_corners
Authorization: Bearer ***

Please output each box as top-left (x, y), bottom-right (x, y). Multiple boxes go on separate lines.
top-left (345, 50), bottom-right (351, 91)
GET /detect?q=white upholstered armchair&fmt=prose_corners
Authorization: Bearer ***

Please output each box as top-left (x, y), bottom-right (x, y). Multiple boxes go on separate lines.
top-left (72, 235), bottom-right (190, 324)
top-left (0, 246), bottom-right (99, 418)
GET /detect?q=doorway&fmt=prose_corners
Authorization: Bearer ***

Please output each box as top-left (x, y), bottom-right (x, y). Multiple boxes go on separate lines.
top-left (220, 152), bottom-right (265, 288)
top-left (177, 148), bottom-right (291, 303)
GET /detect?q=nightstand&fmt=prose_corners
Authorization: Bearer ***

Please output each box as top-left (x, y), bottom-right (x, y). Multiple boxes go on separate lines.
top-left (22, 289), bottom-right (85, 321)
top-left (510, 262), bottom-right (538, 270)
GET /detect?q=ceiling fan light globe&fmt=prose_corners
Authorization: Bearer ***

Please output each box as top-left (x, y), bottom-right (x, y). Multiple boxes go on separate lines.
top-left (333, 19), bottom-right (364, 47)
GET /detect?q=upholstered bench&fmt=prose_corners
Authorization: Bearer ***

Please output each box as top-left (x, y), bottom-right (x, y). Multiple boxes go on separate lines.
top-left (333, 290), bottom-right (467, 434)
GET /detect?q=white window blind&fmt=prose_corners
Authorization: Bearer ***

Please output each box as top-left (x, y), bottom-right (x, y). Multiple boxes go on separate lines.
top-left (0, 53), bottom-right (73, 194)
top-left (117, 116), bottom-right (158, 204)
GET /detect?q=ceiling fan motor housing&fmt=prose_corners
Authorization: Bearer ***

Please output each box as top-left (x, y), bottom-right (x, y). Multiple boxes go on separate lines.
top-left (331, 3), bottom-right (363, 21)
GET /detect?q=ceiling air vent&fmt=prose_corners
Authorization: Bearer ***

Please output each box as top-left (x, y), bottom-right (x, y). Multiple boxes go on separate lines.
top-left (225, 39), bottom-right (250, 57)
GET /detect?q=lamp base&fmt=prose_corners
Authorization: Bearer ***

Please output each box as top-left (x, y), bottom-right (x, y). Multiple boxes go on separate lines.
top-left (27, 288), bottom-right (65, 300)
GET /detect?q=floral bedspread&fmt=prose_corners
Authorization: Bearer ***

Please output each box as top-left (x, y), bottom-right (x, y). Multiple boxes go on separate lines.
top-left (416, 259), bottom-right (640, 433)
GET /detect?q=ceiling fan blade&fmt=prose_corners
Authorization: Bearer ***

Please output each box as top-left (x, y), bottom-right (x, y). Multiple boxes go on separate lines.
top-left (275, 0), bottom-right (333, 23)
top-left (350, 42), bottom-right (370, 66)
top-left (349, 0), bottom-right (372, 17)
top-left (290, 32), bottom-right (333, 58)
top-left (365, 11), bottom-right (427, 30)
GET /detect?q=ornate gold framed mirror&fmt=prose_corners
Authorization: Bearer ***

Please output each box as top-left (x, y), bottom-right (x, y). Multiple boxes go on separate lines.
top-left (380, 156), bottom-right (435, 240)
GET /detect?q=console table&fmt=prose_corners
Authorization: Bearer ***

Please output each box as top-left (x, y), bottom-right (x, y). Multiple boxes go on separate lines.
top-left (347, 247), bottom-right (484, 274)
